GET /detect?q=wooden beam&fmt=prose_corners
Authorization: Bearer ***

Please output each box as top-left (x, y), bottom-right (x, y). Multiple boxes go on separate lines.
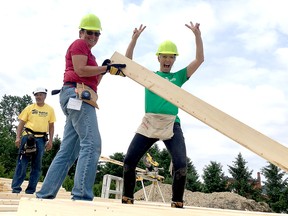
top-left (16, 197), bottom-right (288, 216)
top-left (100, 156), bottom-right (146, 172)
top-left (110, 52), bottom-right (288, 172)
top-left (99, 156), bottom-right (164, 181)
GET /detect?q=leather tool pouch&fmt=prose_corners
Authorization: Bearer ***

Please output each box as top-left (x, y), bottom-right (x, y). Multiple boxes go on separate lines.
top-left (24, 134), bottom-right (37, 155)
top-left (76, 83), bottom-right (99, 109)
top-left (22, 128), bottom-right (47, 156)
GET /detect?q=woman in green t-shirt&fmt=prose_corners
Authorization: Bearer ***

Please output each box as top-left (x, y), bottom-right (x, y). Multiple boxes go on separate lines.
top-left (122, 22), bottom-right (204, 208)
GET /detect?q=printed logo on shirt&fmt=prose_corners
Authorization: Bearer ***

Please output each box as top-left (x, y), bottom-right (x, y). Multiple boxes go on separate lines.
top-left (165, 77), bottom-right (176, 82)
top-left (32, 109), bottom-right (38, 115)
top-left (32, 109), bottom-right (48, 117)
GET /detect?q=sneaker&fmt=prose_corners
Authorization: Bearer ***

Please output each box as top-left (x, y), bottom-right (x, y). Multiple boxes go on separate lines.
top-left (122, 196), bottom-right (134, 204)
top-left (171, 201), bottom-right (184, 208)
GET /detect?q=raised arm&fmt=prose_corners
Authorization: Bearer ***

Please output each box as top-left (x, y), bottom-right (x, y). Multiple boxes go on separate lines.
top-left (185, 21), bottom-right (204, 78)
top-left (125, 24), bottom-right (146, 60)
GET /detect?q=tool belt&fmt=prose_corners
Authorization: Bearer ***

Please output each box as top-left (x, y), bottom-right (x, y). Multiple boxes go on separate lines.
top-left (52, 82), bottom-right (99, 109)
top-left (76, 83), bottom-right (99, 109)
top-left (136, 113), bottom-right (176, 140)
top-left (21, 128), bottom-right (47, 156)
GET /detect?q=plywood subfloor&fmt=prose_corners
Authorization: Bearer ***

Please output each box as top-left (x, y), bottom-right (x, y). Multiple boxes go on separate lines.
top-left (15, 197), bottom-right (288, 216)
top-left (1, 178), bottom-right (287, 216)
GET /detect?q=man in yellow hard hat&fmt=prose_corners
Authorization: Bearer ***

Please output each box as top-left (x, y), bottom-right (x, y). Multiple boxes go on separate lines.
top-left (122, 22), bottom-right (204, 208)
top-left (36, 13), bottom-right (126, 201)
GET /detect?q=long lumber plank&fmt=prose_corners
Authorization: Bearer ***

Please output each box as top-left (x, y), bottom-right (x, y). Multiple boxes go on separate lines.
top-left (110, 52), bottom-right (288, 172)
top-left (99, 156), bottom-right (164, 180)
top-left (16, 197), bottom-right (288, 216)
top-left (100, 156), bottom-right (146, 172)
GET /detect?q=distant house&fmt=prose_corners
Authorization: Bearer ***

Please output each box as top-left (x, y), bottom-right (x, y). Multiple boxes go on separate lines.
top-left (226, 172), bottom-right (262, 191)
top-left (251, 172), bottom-right (262, 189)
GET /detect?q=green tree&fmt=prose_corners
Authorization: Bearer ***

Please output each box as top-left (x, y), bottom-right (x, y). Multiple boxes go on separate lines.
top-left (0, 125), bottom-right (17, 177)
top-left (94, 152), bottom-right (126, 197)
top-left (41, 135), bottom-right (62, 179)
top-left (145, 145), bottom-right (202, 192)
top-left (227, 152), bottom-right (260, 200)
top-left (63, 175), bottom-right (74, 192)
top-left (0, 94), bottom-right (32, 176)
top-left (155, 146), bottom-right (171, 180)
top-left (0, 94), bottom-right (32, 134)
top-left (202, 161), bottom-right (228, 193)
top-left (261, 162), bottom-right (288, 213)
top-left (99, 152), bottom-right (125, 178)
top-left (186, 158), bottom-right (202, 192)
top-left (277, 187), bottom-right (288, 213)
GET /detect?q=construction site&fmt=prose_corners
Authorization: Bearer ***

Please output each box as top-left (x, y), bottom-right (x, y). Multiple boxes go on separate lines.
top-left (1, 52), bottom-right (288, 215)
top-left (0, 155), bottom-right (283, 216)
top-left (0, 168), bottom-right (285, 215)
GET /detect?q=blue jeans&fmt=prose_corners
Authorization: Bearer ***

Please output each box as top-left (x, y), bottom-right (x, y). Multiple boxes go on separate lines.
top-left (11, 135), bottom-right (46, 194)
top-left (36, 86), bottom-right (101, 201)
top-left (123, 122), bottom-right (187, 202)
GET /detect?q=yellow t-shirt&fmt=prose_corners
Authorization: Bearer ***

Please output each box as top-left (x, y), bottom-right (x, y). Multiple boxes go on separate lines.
top-left (19, 103), bottom-right (56, 135)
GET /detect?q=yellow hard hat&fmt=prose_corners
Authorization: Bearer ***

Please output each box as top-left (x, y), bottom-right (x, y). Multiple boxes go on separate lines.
top-left (79, 13), bottom-right (102, 31)
top-left (156, 40), bottom-right (179, 56)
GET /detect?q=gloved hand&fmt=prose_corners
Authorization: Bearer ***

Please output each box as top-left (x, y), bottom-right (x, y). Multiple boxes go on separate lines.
top-left (107, 64), bottom-right (126, 77)
top-left (102, 59), bottom-right (111, 66)
top-left (101, 59), bottom-right (111, 75)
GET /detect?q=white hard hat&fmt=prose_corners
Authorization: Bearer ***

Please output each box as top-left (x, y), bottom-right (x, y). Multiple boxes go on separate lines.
top-left (33, 87), bottom-right (47, 95)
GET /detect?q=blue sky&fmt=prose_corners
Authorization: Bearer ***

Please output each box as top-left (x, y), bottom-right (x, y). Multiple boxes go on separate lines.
top-left (0, 0), bottom-right (287, 182)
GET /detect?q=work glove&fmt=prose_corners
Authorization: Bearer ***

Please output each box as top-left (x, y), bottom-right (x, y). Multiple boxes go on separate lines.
top-left (101, 59), bottom-right (111, 75)
top-left (107, 64), bottom-right (126, 77)
top-left (102, 59), bottom-right (111, 66)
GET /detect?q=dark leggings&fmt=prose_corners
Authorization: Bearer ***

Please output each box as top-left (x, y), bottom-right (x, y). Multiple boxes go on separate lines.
top-left (123, 123), bottom-right (187, 202)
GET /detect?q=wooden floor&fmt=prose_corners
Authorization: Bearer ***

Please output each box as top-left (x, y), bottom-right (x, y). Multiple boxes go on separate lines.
top-left (1, 178), bottom-right (287, 216)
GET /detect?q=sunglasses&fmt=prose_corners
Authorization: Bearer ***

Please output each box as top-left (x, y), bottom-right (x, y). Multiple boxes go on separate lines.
top-left (86, 30), bottom-right (101, 37)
